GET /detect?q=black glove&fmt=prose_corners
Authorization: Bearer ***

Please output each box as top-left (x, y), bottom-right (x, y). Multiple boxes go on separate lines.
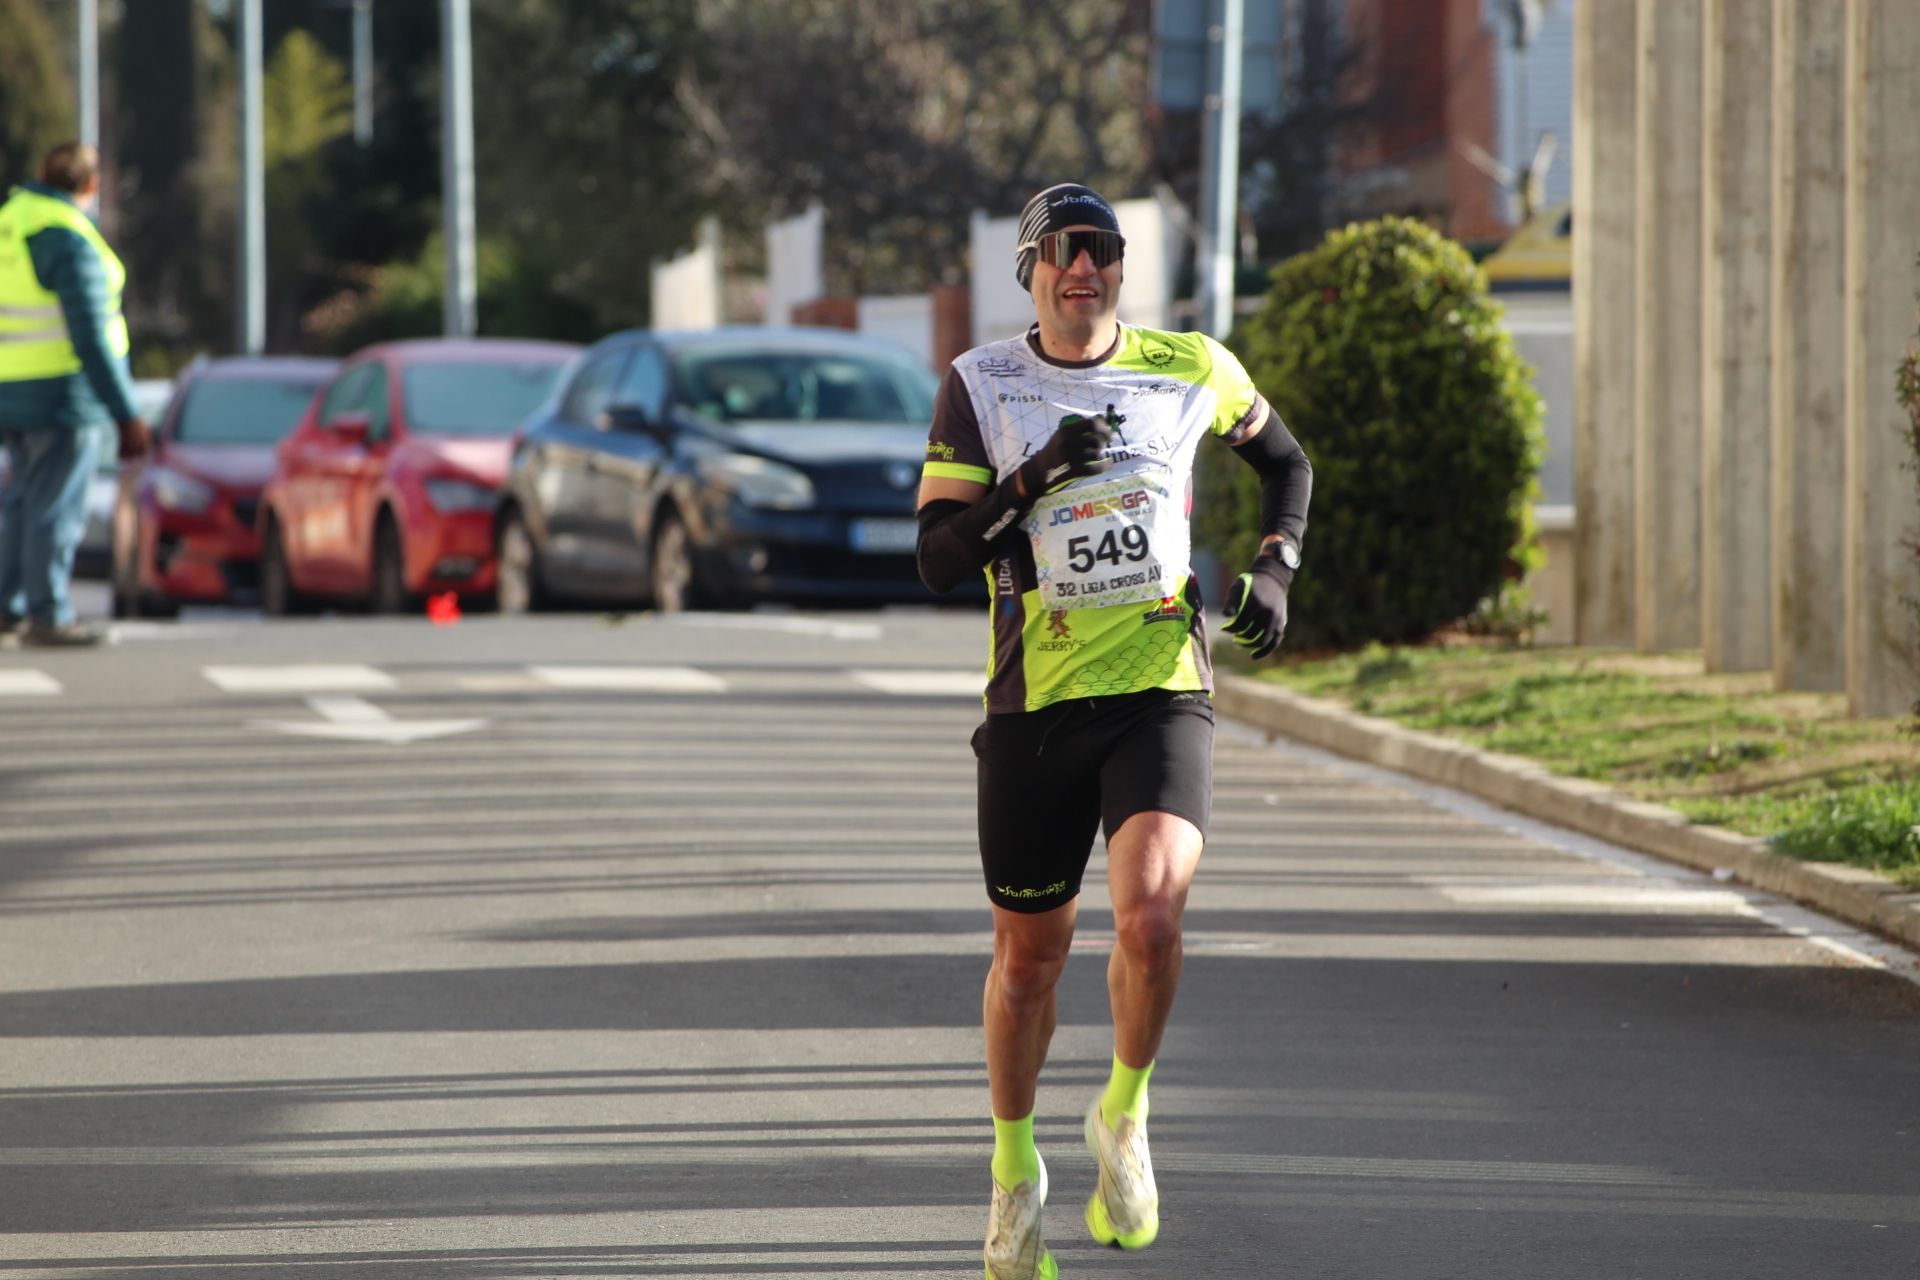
top-left (1222, 548), bottom-right (1292, 660)
top-left (1017, 406), bottom-right (1121, 495)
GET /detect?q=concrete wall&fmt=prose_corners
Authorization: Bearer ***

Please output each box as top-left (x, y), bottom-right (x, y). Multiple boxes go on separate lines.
top-left (1573, 0), bottom-right (1920, 717)
top-left (1572, 0), bottom-right (1637, 648)
top-left (650, 217), bottom-right (722, 332)
top-left (854, 295), bottom-right (934, 370)
top-left (1771, 0), bottom-right (1848, 692)
top-left (765, 203), bottom-right (825, 328)
top-left (1700, 0), bottom-right (1773, 674)
top-left (1843, 0), bottom-right (1920, 718)
top-left (1632, 0), bottom-right (1704, 652)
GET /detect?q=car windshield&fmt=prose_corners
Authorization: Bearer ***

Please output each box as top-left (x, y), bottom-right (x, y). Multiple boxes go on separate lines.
top-left (173, 376), bottom-right (326, 444)
top-left (403, 361), bottom-right (565, 434)
top-left (675, 348), bottom-right (937, 424)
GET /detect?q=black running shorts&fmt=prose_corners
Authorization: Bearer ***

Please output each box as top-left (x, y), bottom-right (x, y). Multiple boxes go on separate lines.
top-left (971, 687), bottom-right (1215, 913)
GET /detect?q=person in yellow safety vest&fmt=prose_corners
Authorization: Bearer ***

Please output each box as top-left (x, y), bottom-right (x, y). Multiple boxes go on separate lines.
top-left (0, 142), bottom-right (151, 647)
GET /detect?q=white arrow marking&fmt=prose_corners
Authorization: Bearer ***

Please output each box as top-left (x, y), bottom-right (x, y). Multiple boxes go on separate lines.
top-left (252, 695), bottom-right (486, 745)
top-left (206, 664), bottom-right (394, 693)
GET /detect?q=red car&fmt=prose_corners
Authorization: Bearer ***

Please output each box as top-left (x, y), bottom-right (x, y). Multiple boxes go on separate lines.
top-left (111, 356), bottom-right (337, 617)
top-left (257, 338), bottom-right (579, 615)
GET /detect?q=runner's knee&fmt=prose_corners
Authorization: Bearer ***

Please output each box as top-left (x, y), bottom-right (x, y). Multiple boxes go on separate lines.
top-left (1114, 902), bottom-right (1181, 971)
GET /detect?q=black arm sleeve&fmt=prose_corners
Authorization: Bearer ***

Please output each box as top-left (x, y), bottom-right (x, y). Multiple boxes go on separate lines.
top-left (915, 477), bottom-right (1033, 595)
top-left (1231, 411), bottom-right (1312, 549)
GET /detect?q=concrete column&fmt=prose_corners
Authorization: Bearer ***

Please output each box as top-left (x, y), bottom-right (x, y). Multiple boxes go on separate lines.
top-left (1572, 0), bottom-right (1637, 648)
top-left (1843, 0), bottom-right (1920, 718)
top-left (1700, 1), bottom-right (1772, 673)
top-left (1770, 0), bottom-right (1847, 692)
top-left (1633, 0), bottom-right (1704, 652)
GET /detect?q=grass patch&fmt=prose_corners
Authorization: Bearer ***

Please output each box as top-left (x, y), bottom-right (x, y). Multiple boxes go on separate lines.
top-left (1247, 641), bottom-right (1920, 889)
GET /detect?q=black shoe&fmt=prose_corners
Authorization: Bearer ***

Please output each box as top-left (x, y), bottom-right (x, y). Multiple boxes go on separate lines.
top-left (19, 619), bottom-right (108, 648)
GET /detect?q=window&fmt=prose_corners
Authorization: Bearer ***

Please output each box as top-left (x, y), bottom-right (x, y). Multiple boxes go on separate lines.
top-left (358, 365), bottom-right (392, 442)
top-left (174, 376), bottom-right (328, 444)
top-left (609, 345), bottom-right (670, 421)
top-left (671, 347), bottom-right (937, 424)
top-left (402, 360), bottom-right (570, 435)
top-left (561, 349), bottom-right (631, 424)
top-left (317, 365), bottom-right (369, 427)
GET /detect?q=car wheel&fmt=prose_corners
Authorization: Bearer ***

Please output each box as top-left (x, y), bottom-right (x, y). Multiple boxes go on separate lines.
top-left (650, 507), bottom-right (696, 614)
top-left (260, 518), bottom-right (312, 618)
top-left (372, 516), bottom-right (412, 615)
top-left (495, 509), bottom-right (546, 615)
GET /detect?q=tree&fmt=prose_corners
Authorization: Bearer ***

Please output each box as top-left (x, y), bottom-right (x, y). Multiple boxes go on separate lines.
top-left (467, 0), bottom-right (707, 336)
top-left (677, 0), bottom-right (1155, 294)
top-left (261, 29), bottom-right (354, 347)
top-left (0, 0), bottom-right (73, 188)
top-left (112, 0), bottom-right (228, 366)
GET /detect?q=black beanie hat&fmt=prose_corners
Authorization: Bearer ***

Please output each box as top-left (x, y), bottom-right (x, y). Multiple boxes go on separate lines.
top-left (1015, 183), bottom-right (1121, 290)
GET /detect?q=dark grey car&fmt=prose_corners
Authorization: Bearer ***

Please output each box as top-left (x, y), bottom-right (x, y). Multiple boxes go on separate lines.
top-left (495, 327), bottom-right (971, 612)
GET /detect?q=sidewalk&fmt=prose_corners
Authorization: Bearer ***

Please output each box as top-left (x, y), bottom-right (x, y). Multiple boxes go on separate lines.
top-left (1217, 674), bottom-right (1920, 955)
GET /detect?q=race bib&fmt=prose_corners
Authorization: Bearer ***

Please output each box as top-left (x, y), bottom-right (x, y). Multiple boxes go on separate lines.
top-left (1023, 469), bottom-right (1189, 609)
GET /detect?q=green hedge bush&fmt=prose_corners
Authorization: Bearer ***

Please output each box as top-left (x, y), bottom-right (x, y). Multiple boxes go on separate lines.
top-left (1197, 216), bottom-right (1545, 652)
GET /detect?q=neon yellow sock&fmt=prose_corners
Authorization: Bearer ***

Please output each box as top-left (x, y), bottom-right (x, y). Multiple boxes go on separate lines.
top-left (991, 1112), bottom-right (1042, 1191)
top-left (1100, 1053), bottom-right (1154, 1128)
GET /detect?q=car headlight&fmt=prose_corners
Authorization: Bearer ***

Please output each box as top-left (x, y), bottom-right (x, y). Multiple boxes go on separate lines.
top-left (423, 478), bottom-right (497, 513)
top-left (699, 454), bottom-right (815, 511)
top-left (151, 467), bottom-right (215, 514)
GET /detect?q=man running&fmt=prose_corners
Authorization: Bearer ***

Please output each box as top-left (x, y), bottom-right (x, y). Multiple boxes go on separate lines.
top-left (915, 182), bottom-right (1312, 1279)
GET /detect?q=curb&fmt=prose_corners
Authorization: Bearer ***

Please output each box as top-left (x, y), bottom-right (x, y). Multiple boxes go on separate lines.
top-left (1216, 674), bottom-right (1920, 955)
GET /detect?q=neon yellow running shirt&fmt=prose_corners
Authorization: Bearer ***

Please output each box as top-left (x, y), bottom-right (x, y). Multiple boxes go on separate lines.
top-left (924, 323), bottom-right (1269, 713)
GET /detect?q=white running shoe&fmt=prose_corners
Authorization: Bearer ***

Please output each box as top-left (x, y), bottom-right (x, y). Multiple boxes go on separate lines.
top-left (984, 1154), bottom-right (1057, 1280)
top-left (1084, 1099), bottom-right (1159, 1249)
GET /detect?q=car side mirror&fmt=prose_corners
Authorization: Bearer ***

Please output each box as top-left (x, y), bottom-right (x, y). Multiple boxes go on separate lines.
top-left (599, 403), bottom-right (660, 435)
top-left (327, 411), bottom-right (372, 444)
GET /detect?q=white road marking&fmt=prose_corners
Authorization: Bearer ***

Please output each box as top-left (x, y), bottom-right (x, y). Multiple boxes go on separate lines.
top-left (1220, 721), bottom-right (1920, 986)
top-left (204, 664), bottom-right (395, 693)
top-left (1440, 884), bottom-right (1753, 911)
top-left (529, 665), bottom-right (728, 693)
top-left (664, 613), bottom-right (883, 641)
top-left (849, 669), bottom-right (981, 697)
top-left (0, 670), bottom-right (61, 696)
top-left (250, 695), bottom-right (486, 745)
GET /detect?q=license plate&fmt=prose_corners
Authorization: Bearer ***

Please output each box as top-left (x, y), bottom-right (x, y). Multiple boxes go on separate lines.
top-left (849, 518), bottom-right (917, 554)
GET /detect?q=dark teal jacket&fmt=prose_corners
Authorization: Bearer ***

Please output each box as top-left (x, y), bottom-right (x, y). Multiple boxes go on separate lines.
top-left (0, 182), bottom-right (139, 432)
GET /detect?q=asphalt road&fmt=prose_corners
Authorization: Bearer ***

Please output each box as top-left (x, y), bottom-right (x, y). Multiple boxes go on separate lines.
top-left (1, 601), bottom-right (1917, 1279)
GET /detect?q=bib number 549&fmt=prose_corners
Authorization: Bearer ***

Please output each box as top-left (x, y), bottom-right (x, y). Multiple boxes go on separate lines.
top-left (1066, 525), bottom-right (1151, 574)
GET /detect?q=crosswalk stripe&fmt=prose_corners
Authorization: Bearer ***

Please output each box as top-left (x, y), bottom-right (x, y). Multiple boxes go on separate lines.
top-left (0, 670), bottom-right (61, 696)
top-left (528, 665), bottom-right (729, 693)
top-left (848, 669), bottom-right (982, 697)
top-left (203, 664), bottom-right (395, 693)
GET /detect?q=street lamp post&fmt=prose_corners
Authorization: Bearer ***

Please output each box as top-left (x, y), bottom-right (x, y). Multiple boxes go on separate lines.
top-left (76, 0), bottom-right (98, 151)
top-left (441, 0), bottom-right (477, 338)
top-left (1195, 0), bottom-right (1245, 340)
top-left (237, 0), bottom-right (265, 355)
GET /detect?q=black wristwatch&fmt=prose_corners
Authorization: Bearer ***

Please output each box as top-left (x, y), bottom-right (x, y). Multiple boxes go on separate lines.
top-left (1263, 537), bottom-right (1301, 572)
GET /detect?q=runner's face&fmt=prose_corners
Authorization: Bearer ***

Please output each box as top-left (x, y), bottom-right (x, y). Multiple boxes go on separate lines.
top-left (1031, 223), bottom-right (1122, 347)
